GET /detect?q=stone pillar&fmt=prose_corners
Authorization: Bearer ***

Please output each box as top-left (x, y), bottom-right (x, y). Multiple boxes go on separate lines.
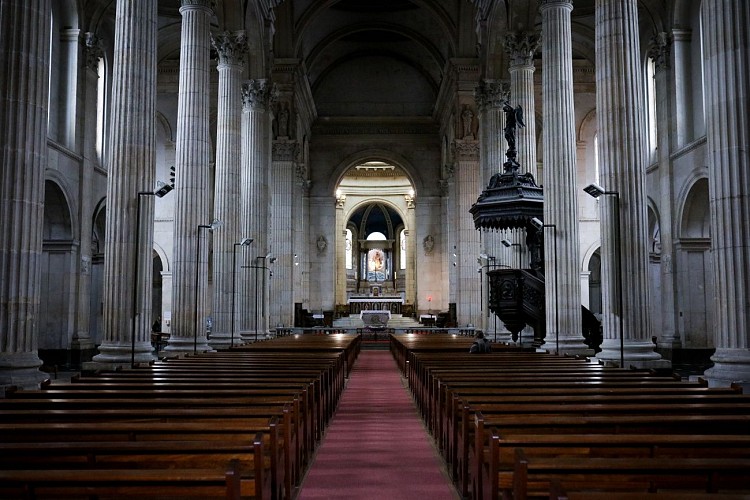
top-left (240, 79), bottom-right (273, 340)
top-left (294, 166), bottom-right (311, 319)
top-left (671, 29), bottom-right (693, 148)
top-left (474, 80), bottom-right (507, 335)
top-left (0, 0), bottom-right (51, 388)
top-left (506, 30), bottom-right (541, 309)
top-left (453, 140), bottom-right (482, 327)
top-left (700, 0), bottom-right (750, 388)
top-left (270, 139), bottom-right (298, 329)
top-left (647, 32), bottom-right (680, 352)
top-left (505, 32), bottom-right (541, 178)
top-left (540, 0), bottom-right (589, 355)
top-left (164, 0), bottom-right (214, 354)
top-left (90, 1), bottom-right (158, 367)
top-left (594, 0), bottom-right (665, 367)
top-left (209, 31), bottom-right (247, 350)
top-left (71, 33), bottom-right (104, 357)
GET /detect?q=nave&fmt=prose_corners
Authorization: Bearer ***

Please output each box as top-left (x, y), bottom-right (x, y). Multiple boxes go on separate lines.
top-left (2, 333), bottom-right (750, 499)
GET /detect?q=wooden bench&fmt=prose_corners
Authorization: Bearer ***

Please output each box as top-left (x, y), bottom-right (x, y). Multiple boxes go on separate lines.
top-left (509, 448), bottom-right (750, 500)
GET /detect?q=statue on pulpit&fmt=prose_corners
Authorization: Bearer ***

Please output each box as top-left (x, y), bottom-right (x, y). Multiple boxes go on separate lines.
top-left (503, 101), bottom-right (525, 154)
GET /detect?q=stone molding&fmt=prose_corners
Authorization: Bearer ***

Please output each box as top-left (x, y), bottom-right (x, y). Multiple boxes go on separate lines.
top-left (180, 0), bottom-right (215, 12)
top-left (272, 139), bottom-right (298, 162)
top-left (452, 139), bottom-right (480, 161)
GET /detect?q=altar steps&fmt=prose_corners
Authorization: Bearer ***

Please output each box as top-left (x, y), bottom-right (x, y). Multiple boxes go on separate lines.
top-left (332, 313), bottom-right (422, 329)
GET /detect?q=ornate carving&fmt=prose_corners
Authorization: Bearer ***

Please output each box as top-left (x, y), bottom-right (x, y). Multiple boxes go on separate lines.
top-left (475, 80), bottom-right (510, 111)
top-left (452, 139), bottom-right (480, 161)
top-left (241, 79), bottom-right (275, 111)
top-left (461, 105), bottom-right (475, 139)
top-left (316, 235), bottom-right (327, 253)
top-left (275, 102), bottom-right (290, 139)
top-left (504, 32), bottom-right (541, 67)
top-left (84, 32), bottom-right (103, 74)
top-left (648, 32), bottom-right (672, 71)
top-left (423, 235), bottom-right (435, 254)
top-left (438, 179), bottom-right (449, 197)
top-left (272, 140), bottom-right (298, 162)
top-left (212, 31), bottom-right (248, 68)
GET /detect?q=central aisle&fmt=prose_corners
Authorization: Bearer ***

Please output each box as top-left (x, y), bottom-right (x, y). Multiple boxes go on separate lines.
top-left (298, 350), bottom-right (459, 500)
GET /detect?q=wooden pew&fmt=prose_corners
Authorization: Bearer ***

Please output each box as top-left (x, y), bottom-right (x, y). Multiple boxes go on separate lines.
top-left (0, 459), bottom-right (249, 500)
top-left (510, 448), bottom-right (750, 500)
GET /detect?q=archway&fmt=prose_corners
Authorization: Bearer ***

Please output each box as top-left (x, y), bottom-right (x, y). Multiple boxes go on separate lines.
top-left (334, 161), bottom-right (415, 315)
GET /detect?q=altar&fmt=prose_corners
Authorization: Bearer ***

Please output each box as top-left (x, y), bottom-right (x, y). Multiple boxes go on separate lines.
top-left (360, 309), bottom-right (391, 328)
top-left (348, 296), bottom-right (403, 315)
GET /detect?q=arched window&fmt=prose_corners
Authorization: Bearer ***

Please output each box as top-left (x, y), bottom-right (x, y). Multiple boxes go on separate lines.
top-left (646, 58), bottom-right (657, 154)
top-left (399, 229), bottom-right (406, 270)
top-left (345, 229), bottom-right (353, 269)
top-left (96, 57), bottom-right (106, 159)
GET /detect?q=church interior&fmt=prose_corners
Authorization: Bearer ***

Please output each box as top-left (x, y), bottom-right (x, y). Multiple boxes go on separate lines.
top-left (1, 0), bottom-right (749, 497)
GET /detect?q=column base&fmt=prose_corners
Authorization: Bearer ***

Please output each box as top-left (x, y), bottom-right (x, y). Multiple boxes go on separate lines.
top-left (595, 339), bottom-right (671, 369)
top-left (163, 334), bottom-right (214, 354)
top-left (87, 340), bottom-right (155, 370)
top-left (702, 348), bottom-right (750, 390)
top-left (208, 332), bottom-right (245, 350)
top-left (240, 330), bottom-right (263, 343)
top-left (0, 351), bottom-right (47, 391)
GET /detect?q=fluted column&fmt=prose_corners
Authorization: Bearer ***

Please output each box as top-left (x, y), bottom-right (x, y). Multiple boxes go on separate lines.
top-left (71, 33), bottom-right (104, 355)
top-left (506, 32), bottom-right (541, 179)
top-left (0, 0), bottom-right (51, 388)
top-left (540, 0), bottom-right (589, 355)
top-left (700, 0), bottom-right (750, 388)
top-left (92, 1), bottom-right (159, 366)
top-left (594, 0), bottom-right (664, 366)
top-left (270, 139), bottom-right (298, 329)
top-left (648, 33), bottom-right (680, 351)
top-left (165, 0), bottom-right (214, 354)
top-left (453, 141), bottom-right (482, 327)
top-left (209, 31), bottom-right (248, 349)
top-left (240, 80), bottom-right (273, 340)
top-left (474, 80), bottom-right (508, 335)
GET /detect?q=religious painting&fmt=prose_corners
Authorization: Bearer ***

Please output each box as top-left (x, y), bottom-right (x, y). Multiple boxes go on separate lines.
top-left (367, 248), bottom-right (386, 281)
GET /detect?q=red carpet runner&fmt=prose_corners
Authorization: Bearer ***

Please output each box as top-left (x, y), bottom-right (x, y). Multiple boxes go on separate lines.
top-left (299, 350), bottom-right (459, 500)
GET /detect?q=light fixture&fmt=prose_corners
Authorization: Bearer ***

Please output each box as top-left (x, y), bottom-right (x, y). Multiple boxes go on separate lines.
top-left (131, 183), bottom-right (173, 368)
top-left (530, 217), bottom-right (559, 355)
top-left (195, 219), bottom-right (222, 353)
top-left (231, 238), bottom-right (253, 347)
top-left (501, 239), bottom-right (512, 248)
top-left (583, 183), bottom-right (606, 198)
top-left (584, 183), bottom-right (624, 367)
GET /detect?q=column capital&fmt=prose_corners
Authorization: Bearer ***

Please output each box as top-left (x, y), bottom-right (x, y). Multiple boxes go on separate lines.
top-left (272, 139), bottom-right (299, 162)
top-left (539, 0), bottom-right (573, 12)
top-left (504, 31), bottom-right (541, 68)
top-left (84, 32), bottom-right (104, 74)
top-left (212, 31), bottom-right (248, 68)
top-left (474, 79), bottom-right (510, 112)
top-left (180, 0), bottom-right (215, 14)
top-left (242, 79), bottom-right (276, 111)
top-left (671, 28), bottom-right (692, 42)
top-left (648, 32), bottom-right (673, 71)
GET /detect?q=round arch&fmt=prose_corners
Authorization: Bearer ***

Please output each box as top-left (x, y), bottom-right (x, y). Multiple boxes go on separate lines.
top-left (327, 148), bottom-right (424, 196)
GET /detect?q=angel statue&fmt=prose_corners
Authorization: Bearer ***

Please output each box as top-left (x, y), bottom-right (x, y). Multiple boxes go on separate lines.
top-left (502, 101), bottom-right (525, 153)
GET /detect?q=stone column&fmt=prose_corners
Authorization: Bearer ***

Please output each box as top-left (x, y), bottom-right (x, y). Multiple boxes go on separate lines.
top-left (0, 0), bottom-right (51, 388)
top-left (91, 1), bottom-right (158, 367)
top-left (209, 31), bottom-right (247, 350)
top-left (453, 141), bottom-right (482, 327)
top-left (506, 30), bottom-right (541, 282)
top-left (71, 33), bottom-right (104, 357)
top-left (700, 0), bottom-right (750, 388)
top-left (540, 0), bottom-right (589, 355)
top-left (474, 80), bottom-right (507, 335)
top-left (594, 0), bottom-right (665, 367)
top-left (294, 166), bottom-right (311, 318)
top-left (671, 29), bottom-right (693, 148)
top-left (505, 32), bottom-right (541, 178)
top-left (647, 32), bottom-right (680, 351)
top-left (164, 0), bottom-right (214, 354)
top-left (240, 79), bottom-right (273, 340)
top-left (270, 139), bottom-right (298, 329)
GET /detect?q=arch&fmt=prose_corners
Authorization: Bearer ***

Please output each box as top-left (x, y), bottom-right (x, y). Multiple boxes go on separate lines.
top-left (577, 108), bottom-right (597, 143)
top-left (647, 199), bottom-right (662, 255)
top-left (43, 179), bottom-right (75, 240)
top-left (327, 149), bottom-right (424, 196)
top-left (153, 241), bottom-right (172, 273)
top-left (581, 239), bottom-right (602, 275)
top-left (679, 177), bottom-right (710, 239)
top-left (344, 197), bottom-right (410, 235)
